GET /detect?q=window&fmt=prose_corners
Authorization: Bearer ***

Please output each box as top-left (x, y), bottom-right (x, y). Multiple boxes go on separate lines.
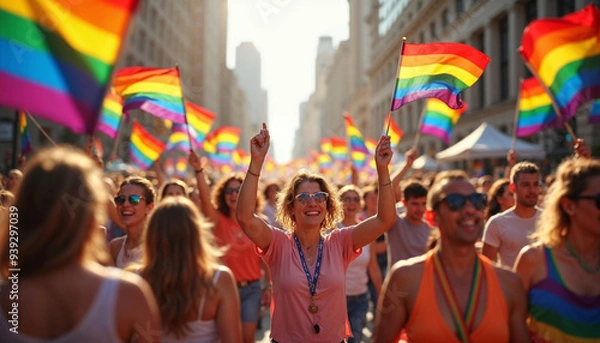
top-left (442, 9), bottom-right (449, 29)
top-left (430, 21), bottom-right (437, 39)
top-left (419, 31), bottom-right (425, 43)
top-left (456, 0), bottom-right (465, 17)
top-left (524, 0), bottom-right (537, 24)
top-left (499, 16), bottom-right (509, 101)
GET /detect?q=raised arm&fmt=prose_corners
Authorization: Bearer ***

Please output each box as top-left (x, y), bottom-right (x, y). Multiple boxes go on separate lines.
top-left (391, 148), bottom-right (417, 201)
top-left (236, 123), bottom-right (273, 250)
top-left (189, 150), bottom-right (220, 225)
top-left (352, 135), bottom-right (396, 249)
top-left (574, 138), bottom-right (591, 159)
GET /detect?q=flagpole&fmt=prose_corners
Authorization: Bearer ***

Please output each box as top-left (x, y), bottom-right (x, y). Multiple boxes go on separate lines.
top-left (522, 60), bottom-right (578, 141)
top-left (511, 78), bottom-right (524, 151)
top-left (386, 36), bottom-right (407, 136)
top-left (25, 111), bottom-right (57, 146)
top-left (175, 64), bottom-right (194, 152)
top-left (412, 102), bottom-right (427, 150)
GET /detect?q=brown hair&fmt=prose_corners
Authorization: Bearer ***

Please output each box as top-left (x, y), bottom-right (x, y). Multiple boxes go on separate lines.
top-left (119, 176), bottom-right (156, 205)
top-left (159, 179), bottom-right (189, 201)
top-left (211, 173), bottom-right (244, 218)
top-left (485, 178), bottom-right (510, 220)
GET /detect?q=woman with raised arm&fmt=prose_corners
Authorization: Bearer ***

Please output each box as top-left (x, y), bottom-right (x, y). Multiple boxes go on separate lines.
top-left (236, 123), bottom-right (396, 343)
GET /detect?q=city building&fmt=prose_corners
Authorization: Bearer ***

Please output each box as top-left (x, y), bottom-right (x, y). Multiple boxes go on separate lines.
top-left (235, 42), bottom-right (268, 136)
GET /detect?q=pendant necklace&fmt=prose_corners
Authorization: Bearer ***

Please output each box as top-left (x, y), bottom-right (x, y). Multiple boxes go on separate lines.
top-left (293, 233), bottom-right (324, 333)
top-left (566, 240), bottom-right (600, 274)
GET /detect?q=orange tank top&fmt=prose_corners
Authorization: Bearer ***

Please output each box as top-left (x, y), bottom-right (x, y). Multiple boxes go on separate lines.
top-left (405, 251), bottom-right (509, 343)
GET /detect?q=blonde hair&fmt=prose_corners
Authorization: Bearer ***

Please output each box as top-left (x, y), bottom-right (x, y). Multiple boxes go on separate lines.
top-left (140, 196), bottom-right (223, 338)
top-left (530, 157), bottom-right (600, 247)
top-left (276, 169), bottom-right (342, 232)
top-left (159, 179), bottom-right (189, 201)
top-left (0, 146), bottom-right (109, 278)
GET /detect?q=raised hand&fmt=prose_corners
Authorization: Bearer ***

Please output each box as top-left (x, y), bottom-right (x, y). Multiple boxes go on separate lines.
top-left (574, 138), bottom-right (591, 159)
top-left (375, 135), bottom-right (393, 169)
top-left (405, 148), bottom-right (418, 168)
top-left (188, 149), bottom-right (203, 170)
top-left (250, 122), bottom-right (270, 160)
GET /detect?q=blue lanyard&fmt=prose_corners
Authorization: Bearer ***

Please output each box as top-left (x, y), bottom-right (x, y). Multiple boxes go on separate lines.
top-left (293, 233), bottom-right (324, 296)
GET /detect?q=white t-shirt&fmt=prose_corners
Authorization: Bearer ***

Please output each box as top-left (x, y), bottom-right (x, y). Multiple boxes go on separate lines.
top-left (482, 207), bottom-right (542, 268)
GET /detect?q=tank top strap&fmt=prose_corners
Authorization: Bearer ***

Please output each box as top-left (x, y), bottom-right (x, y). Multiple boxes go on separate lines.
top-left (543, 245), bottom-right (565, 285)
top-left (198, 268), bottom-right (223, 315)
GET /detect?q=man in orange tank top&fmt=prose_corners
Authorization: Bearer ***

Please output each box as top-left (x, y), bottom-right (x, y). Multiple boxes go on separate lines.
top-left (373, 170), bottom-right (530, 343)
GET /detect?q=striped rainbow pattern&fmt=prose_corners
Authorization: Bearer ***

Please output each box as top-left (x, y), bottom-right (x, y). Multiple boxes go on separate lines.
top-left (317, 153), bottom-right (332, 173)
top-left (213, 126), bottom-right (241, 153)
top-left (329, 136), bottom-right (348, 161)
top-left (421, 98), bottom-right (468, 144)
top-left (0, 0), bottom-right (138, 134)
top-left (344, 113), bottom-right (369, 154)
top-left (519, 4), bottom-right (600, 119)
top-left (321, 138), bottom-right (332, 154)
top-left (391, 42), bottom-right (490, 111)
top-left (589, 99), bottom-right (600, 123)
top-left (175, 157), bottom-right (187, 177)
top-left (130, 120), bottom-right (166, 170)
top-left (383, 113), bottom-right (404, 149)
top-left (365, 138), bottom-right (378, 172)
top-left (166, 123), bottom-right (192, 152)
top-left (113, 66), bottom-right (186, 124)
top-left (97, 89), bottom-right (123, 138)
top-left (19, 111), bottom-right (31, 156)
top-left (517, 77), bottom-right (558, 136)
top-left (186, 101), bottom-right (216, 146)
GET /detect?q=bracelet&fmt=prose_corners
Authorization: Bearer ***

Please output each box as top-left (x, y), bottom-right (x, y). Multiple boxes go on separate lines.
top-left (194, 168), bottom-right (204, 174)
top-left (247, 169), bottom-right (260, 177)
top-left (379, 180), bottom-right (392, 186)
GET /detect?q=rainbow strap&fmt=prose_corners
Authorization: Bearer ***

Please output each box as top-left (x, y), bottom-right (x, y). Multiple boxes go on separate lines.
top-left (432, 250), bottom-right (484, 343)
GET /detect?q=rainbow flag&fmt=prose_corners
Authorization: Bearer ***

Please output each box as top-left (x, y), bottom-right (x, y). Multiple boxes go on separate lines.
top-left (232, 148), bottom-right (250, 170)
top-left (163, 158), bottom-right (175, 176)
top-left (421, 98), bottom-right (468, 144)
top-left (321, 138), bottom-right (332, 154)
top-left (516, 77), bottom-right (558, 136)
top-left (365, 138), bottom-right (378, 172)
top-left (590, 99), bottom-right (600, 123)
top-left (519, 4), bottom-right (600, 119)
top-left (350, 151), bottom-right (367, 169)
top-left (113, 67), bottom-right (186, 124)
top-left (186, 101), bottom-right (216, 146)
top-left (130, 121), bottom-right (166, 170)
top-left (213, 126), bottom-right (241, 153)
top-left (19, 111), bottom-right (31, 156)
top-left (391, 42), bottom-right (490, 111)
top-left (0, 1), bottom-right (138, 134)
top-left (97, 89), bottom-right (123, 138)
top-left (317, 153), bottom-right (333, 173)
top-left (383, 113), bottom-right (404, 149)
top-left (175, 157), bottom-right (187, 177)
top-left (329, 136), bottom-right (348, 161)
top-left (344, 113), bottom-right (369, 154)
top-left (166, 123), bottom-right (192, 152)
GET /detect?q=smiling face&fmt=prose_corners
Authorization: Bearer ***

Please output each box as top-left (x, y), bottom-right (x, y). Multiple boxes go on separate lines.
top-left (292, 181), bottom-right (327, 231)
top-left (341, 190), bottom-right (361, 220)
top-left (117, 184), bottom-right (154, 230)
top-left (223, 179), bottom-right (242, 211)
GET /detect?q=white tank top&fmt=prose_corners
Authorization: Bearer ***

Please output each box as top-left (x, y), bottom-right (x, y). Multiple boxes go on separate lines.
top-left (116, 236), bottom-right (143, 269)
top-left (161, 268), bottom-right (223, 343)
top-left (0, 268), bottom-right (123, 342)
top-left (345, 244), bottom-right (371, 296)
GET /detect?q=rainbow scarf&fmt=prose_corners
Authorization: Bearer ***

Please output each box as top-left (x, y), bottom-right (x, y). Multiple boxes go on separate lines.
top-left (0, 0), bottom-right (138, 134)
top-left (421, 98), bottom-right (468, 144)
top-left (113, 67), bottom-right (186, 124)
top-left (391, 42), bottom-right (489, 111)
top-left (519, 4), bottom-right (600, 119)
top-left (130, 120), bottom-right (166, 170)
top-left (516, 77), bottom-right (558, 136)
top-left (97, 89), bottom-right (123, 138)
top-left (19, 111), bottom-right (31, 156)
top-left (383, 113), bottom-right (404, 149)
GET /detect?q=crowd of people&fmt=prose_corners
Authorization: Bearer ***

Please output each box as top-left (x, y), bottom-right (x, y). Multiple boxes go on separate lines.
top-left (0, 125), bottom-right (598, 342)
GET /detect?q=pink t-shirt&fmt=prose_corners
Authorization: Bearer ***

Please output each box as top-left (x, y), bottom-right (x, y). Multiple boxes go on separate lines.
top-left (259, 226), bottom-right (360, 343)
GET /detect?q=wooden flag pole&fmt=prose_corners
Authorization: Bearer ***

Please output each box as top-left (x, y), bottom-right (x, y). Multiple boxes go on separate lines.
top-left (511, 78), bottom-right (524, 152)
top-left (25, 111), bottom-right (57, 146)
top-left (386, 36), bottom-right (407, 136)
top-left (175, 64), bottom-right (194, 152)
top-left (522, 60), bottom-right (578, 141)
top-left (412, 102), bottom-right (427, 150)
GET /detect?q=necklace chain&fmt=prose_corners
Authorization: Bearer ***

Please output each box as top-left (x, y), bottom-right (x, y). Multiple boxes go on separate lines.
top-left (566, 240), bottom-right (600, 274)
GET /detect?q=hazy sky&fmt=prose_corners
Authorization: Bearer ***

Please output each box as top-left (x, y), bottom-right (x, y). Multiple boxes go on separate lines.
top-left (227, 0), bottom-right (349, 163)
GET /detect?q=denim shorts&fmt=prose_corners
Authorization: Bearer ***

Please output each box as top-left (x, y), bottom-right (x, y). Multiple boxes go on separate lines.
top-left (238, 280), bottom-right (262, 323)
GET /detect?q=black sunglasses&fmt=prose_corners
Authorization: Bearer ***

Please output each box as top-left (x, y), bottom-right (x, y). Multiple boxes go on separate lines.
top-left (225, 187), bottom-right (241, 195)
top-left (114, 195), bottom-right (144, 205)
top-left (571, 194), bottom-right (600, 209)
top-left (439, 193), bottom-right (487, 211)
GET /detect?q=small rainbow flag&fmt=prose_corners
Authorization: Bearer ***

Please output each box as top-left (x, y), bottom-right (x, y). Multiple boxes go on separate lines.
top-left (391, 41), bottom-right (490, 111)
top-left (213, 126), bottom-right (241, 153)
top-left (321, 138), bottom-right (332, 154)
top-left (130, 121), bottom-right (166, 170)
top-left (233, 148), bottom-right (250, 170)
top-left (516, 77), bottom-right (557, 136)
top-left (97, 89), bottom-right (123, 138)
top-left (590, 99), bottom-right (600, 123)
top-left (344, 113), bottom-right (369, 154)
top-left (113, 67), bottom-right (186, 124)
top-left (175, 156), bottom-right (187, 177)
top-left (0, 0), bottom-right (138, 134)
top-left (166, 123), bottom-right (192, 152)
top-left (317, 153), bottom-right (333, 172)
top-left (383, 113), bottom-right (404, 149)
top-left (421, 98), bottom-right (468, 144)
top-left (186, 101), bottom-right (216, 146)
top-left (365, 138), bottom-right (378, 172)
top-left (519, 4), bottom-right (600, 119)
top-left (19, 111), bottom-right (31, 156)
top-left (329, 136), bottom-right (348, 161)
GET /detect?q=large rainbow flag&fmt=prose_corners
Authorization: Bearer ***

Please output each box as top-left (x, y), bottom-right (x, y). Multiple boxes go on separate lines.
top-left (516, 77), bottom-right (558, 137)
top-left (391, 42), bottom-right (489, 111)
top-left (19, 111), bottom-right (31, 156)
top-left (420, 98), bottom-right (468, 144)
top-left (113, 66), bottom-right (186, 124)
top-left (130, 120), bottom-right (166, 170)
top-left (97, 89), bottom-right (123, 138)
top-left (0, 0), bottom-right (138, 134)
top-left (519, 4), bottom-right (600, 119)
top-left (383, 113), bottom-right (404, 149)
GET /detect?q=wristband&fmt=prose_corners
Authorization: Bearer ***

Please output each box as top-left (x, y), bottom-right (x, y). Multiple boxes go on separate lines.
top-left (195, 168), bottom-right (204, 174)
top-left (247, 169), bottom-right (260, 177)
top-left (379, 180), bottom-right (392, 186)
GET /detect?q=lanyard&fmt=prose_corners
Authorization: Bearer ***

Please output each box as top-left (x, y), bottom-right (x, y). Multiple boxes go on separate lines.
top-left (432, 250), bottom-right (484, 343)
top-left (293, 234), bottom-right (324, 297)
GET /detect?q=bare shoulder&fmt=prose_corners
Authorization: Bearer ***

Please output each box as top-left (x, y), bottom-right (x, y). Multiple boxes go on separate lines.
top-left (214, 265), bottom-right (236, 289)
top-left (515, 244), bottom-right (545, 268)
top-left (108, 236), bottom-right (126, 256)
top-left (388, 254), bottom-right (427, 283)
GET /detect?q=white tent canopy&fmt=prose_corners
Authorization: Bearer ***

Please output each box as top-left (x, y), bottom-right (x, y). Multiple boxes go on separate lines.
top-left (436, 122), bottom-right (546, 163)
top-left (413, 154), bottom-right (445, 170)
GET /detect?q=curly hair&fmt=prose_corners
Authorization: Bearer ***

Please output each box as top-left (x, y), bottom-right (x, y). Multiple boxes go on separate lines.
top-left (211, 173), bottom-right (244, 218)
top-left (276, 169), bottom-right (343, 232)
top-left (530, 157), bottom-right (600, 247)
top-left (485, 178), bottom-right (510, 220)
